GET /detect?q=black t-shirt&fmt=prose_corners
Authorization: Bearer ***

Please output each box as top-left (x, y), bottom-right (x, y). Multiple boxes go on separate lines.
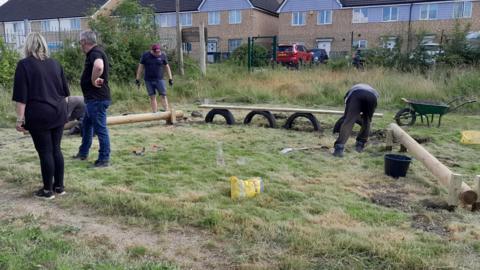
top-left (80, 46), bottom-right (110, 101)
top-left (140, 51), bottom-right (168, 81)
top-left (12, 56), bottom-right (70, 130)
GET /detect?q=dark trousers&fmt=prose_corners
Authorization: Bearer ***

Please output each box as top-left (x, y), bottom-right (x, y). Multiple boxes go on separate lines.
top-left (29, 125), bottom-right (65, 192)
top-left (335, 90), bottom-right (377, 146)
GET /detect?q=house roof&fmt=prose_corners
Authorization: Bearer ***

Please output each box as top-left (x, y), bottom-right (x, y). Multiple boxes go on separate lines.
top-left (139, 0), bottom-right (203, 13)
top-left (339, 0), bottom-right (450, 7)
top-left (0, 0), bottom-right (108, 21)
top-left (250, 0), bottom-right (283, 14)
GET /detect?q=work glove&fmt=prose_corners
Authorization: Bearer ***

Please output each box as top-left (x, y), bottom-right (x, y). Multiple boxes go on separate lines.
top-left (168, 79), bottom-right (173, 86)
top-left (135, 79), bottom-right (141, 87)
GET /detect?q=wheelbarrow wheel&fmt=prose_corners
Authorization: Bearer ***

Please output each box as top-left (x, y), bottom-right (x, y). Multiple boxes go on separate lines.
top-left (395, 108), bottom-right (416, 126)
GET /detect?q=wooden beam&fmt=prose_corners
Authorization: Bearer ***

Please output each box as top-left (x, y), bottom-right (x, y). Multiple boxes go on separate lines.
top-left (448, 174), bottom-right (463, 206)
top-left (107, 111), bottom-right (183, 126)
top-left (385, 127), bottom-right (394, 151)
top-left (389, 123), bottom-right (477, 205)
top-left (199, 104), bottom-right (383, 117)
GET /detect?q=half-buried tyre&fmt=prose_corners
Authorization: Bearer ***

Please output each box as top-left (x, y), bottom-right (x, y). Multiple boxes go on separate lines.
top-left (284, 113), bottom-right (320, 131)
top-left (205, 109), bottom-right (235, 125)
top-left (243, 110), bottom-right (276, 128)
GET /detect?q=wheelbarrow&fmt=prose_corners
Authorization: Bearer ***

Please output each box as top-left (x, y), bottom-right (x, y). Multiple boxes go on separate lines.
top-left (395, 97), bottom-right (476, 127)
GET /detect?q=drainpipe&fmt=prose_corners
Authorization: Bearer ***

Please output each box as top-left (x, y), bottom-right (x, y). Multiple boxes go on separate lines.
top-left (407, 3), bottom-right (413, 52)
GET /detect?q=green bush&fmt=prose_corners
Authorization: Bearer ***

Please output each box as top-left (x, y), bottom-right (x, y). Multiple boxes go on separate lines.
top-left (89, 0), bottom-right (157, 82)
top-left (229, 44), bottom-right (269, 67)
top-left (51, 41), bottom-right (84, 83)
top-left (0, 39), bottom-right (20, 88)
top-left (326, 57), bottom-right (349, 71)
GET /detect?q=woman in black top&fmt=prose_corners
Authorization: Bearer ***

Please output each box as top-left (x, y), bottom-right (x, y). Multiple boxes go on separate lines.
top-left (12, 32), bottom-right (70, 199)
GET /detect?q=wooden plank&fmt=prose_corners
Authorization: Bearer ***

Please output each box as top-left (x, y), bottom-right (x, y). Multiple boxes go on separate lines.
top-left (199, 104), bottom-right (383, 117)
top-left (389, 123), bottom-right (477, 205)
top-left (107, 111), bottom-right (183, 126)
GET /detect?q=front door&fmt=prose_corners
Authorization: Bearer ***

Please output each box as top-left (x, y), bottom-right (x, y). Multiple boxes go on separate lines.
top-left (207, 38), bottom-right (218, 63)
top-left (317, 41), bottom-right (331, 56)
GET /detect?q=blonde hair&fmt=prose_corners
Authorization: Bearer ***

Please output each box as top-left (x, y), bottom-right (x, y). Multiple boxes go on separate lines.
top-left (24, 32), bottom-right (49, 60)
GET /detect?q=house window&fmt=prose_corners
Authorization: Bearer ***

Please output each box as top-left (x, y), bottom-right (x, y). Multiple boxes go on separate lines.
top-left (353, 8), bottom-right (368, 23)
top-left (181, 13), bottom-right (192, 26)
top-left (383, 7), bottom-right (398, 22)
top-left (41, 19), bottom-right (59, 32)
top-left (453, 1), bottom-right (472, 18)
top-left (156, 14), bottom-right (176, 27)
top-left (183, 42), bottom-right (192, 52)
top-left (317, 10), bottom-right (332, 25)
top-left (59, 18), bottom-right (81, 31)
top-left (208, 11), bottom-right (220, 25)
top-left (228, 39), bottom-right (242, 52)
top-left (353, 40), bottom-right (368, 49)
top-left (419, 4), bottom-right (438, 20)
top-left (292, 11), bottom-right (306, 26)
top-left (229, 10), bottom-right (241, 24)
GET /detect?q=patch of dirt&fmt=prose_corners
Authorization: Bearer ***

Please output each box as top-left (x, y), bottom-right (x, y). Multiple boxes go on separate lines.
top-left (411, 214), bottom-right (449, 236)
top-left (364, 182), bottom-right (414, 212)
top-left (0, 181), bottom-right (231, 269)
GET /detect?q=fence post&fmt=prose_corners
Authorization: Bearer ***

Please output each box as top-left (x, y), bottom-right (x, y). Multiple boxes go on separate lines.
top-left (199, 22), bottom-right (206, 76)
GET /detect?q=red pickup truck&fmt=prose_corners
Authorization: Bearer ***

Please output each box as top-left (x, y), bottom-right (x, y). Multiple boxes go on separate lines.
top-left (276, 44), bottom-right (312, 69)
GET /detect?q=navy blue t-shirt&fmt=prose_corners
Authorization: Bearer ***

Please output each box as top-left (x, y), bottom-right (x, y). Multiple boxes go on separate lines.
top-left (140, 51), bottom-right (168, 81)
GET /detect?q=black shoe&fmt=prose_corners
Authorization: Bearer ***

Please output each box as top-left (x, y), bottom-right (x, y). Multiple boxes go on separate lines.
top-left (94, 160), bottom-right (109, 167)
top-left (54, 187), bottom-right (66, 195)
top-left (72, 153), bottom-right (87, 160)
top-left (34, 189), bottom-right (55, 200)
top-left (355, 142), bottom-right (365, 153)
top-left (332, 144), bottom-right (344, 158)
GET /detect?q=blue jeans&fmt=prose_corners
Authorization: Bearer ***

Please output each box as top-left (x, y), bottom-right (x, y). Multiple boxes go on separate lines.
top-left (79, 100), bottom-right (111, 161)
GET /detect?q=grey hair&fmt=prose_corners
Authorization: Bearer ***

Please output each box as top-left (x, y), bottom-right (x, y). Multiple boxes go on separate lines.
top-left (24, 32), bottom-right (49, 60)
top-left (80, 30), bottom-right (97, 45)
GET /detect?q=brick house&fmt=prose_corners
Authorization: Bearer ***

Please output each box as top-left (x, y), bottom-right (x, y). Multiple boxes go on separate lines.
top-left (140, 0), bottom-right (283, 61)
top-left (0, 0), bottom-right (121, 50)
top-left (277, 0), bottom-right (479, 56)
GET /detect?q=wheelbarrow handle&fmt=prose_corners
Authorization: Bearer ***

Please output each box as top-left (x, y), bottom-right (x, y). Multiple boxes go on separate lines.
top-left (448, 99), bottom-right (477, 112)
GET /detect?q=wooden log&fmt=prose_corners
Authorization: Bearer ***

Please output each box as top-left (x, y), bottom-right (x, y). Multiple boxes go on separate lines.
top-left (476, 176), bottom-right (480, 202)
top-left (385, 128), bottom-right (393, 151)
top-left (199, 104), bottom-right (383, 117)
top-left (389, 123), bottom-right (477, 205)
top-left (166, 108), bottom-right (176, 125)
top-left (448, 174), bottom-right (463, 206)
top-left (106, 111), bottom-right (183, 126)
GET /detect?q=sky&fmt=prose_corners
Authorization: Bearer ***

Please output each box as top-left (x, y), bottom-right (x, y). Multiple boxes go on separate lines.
top-left (0, 0), bottom-right (7, 6)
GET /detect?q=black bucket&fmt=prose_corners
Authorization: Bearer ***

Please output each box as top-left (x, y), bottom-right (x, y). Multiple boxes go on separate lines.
top-left (384, 154), bottom-right (412, 178)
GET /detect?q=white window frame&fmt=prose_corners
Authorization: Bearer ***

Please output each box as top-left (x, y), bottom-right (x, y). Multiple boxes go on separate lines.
top-left (208, 11), bottom-right (221, 25)
top-left (180, 13), bottom-right (192, 26)
top-left (41, 19), bottom-right (59, 32)
top-left (354, 40), bottom-right (368, 49)
top-left (419, 4), bottom-right (438, 20)
top-left (382, 7), bottom-right (399, 22)
top-left (228, 39), bottom-right (242, 52)
top-left (453, 1), bottom-right (472, 18)
top-left (156, 14), bottom-right (176, 27)
top-left (352, 8), bottom-right (368, 23)
top-left (317, 10), bottom-right (332, 25)
top-left (229, 10), bottom-right (242, 24)
top-left (291, 11), bottom-right (306, 26)
top-left (59, 18), bottom-right (81, 31)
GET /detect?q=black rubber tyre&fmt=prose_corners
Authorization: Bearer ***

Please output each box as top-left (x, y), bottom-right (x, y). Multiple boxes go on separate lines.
top-left (205, 109), bottom-right (235, 125)
top-left (395, 108), bottom-right (416, 126)
top-left (284, 113), bottom-right (320, 131)
top-left (243, 110), bottom-right (276, 128)
top-left (332, 116), bottom-right (363, 134)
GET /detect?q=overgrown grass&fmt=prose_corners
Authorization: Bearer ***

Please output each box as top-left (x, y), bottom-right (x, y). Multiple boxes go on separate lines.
top-left (1, 110), bottom-right (479, 268)
top-left (0, 216), bottom-right (177, 269)
top-left (1, 64), bottom-right (479, 268)
top-left (1, 64), bottom-right (479, 127)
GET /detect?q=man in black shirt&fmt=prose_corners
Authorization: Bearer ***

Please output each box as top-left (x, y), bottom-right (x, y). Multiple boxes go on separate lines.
top-left (73, 30), bottom-right (111, 167)
top-left (135, 44), bottom-right (173, 113)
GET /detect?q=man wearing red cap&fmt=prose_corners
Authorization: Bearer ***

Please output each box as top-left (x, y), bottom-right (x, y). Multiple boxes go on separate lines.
top-left (135, 44), bottom-right (173, 112)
